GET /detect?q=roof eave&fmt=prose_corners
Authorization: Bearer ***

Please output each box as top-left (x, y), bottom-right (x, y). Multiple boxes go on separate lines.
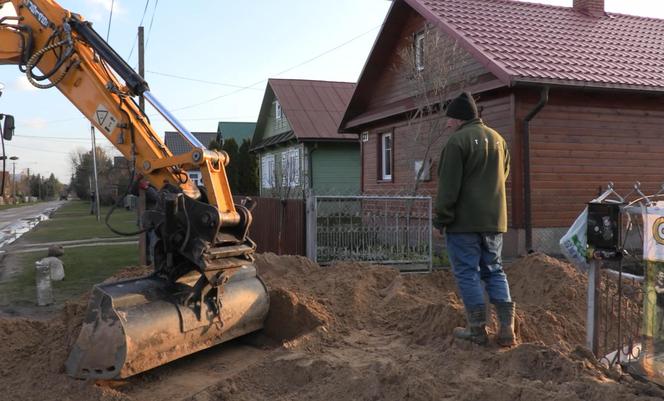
top-left (513, 77), bottom-right (664, 94)
top-left (338, 0), bottom-right (402, 134)
top-left (298, 137), bottom-right (359, 143)
top-left (340, 77), bottom-right (507, 132)
top-left (249, 131), bottom-right (296, 153)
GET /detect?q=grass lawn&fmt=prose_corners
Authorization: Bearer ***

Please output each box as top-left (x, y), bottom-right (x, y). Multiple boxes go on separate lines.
top-left (0, 202), bottom-right (43, 211)
top-left (0, 243), bottom-right (140, 306)
top-left (21, 200), bottom-right (140, 243)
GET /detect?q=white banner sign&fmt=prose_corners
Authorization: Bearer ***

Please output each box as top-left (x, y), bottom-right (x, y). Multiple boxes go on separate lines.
top-left (643, 202), bottom-right (664, 262)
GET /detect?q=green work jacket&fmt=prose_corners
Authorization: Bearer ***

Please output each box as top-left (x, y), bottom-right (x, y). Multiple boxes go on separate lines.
top-left (434, 118), bottom-right (510, 233)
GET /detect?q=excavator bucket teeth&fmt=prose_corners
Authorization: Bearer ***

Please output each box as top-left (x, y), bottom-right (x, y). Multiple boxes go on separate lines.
top-left (65, 265), bottom-right (269, 380)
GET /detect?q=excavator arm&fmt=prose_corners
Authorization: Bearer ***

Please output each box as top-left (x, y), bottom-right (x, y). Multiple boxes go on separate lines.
top-left (0, 0), bottom-right (268, 379)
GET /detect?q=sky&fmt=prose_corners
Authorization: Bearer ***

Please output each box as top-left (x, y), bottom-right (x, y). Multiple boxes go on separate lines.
top-left (0, 0), bottom-right (663, 182)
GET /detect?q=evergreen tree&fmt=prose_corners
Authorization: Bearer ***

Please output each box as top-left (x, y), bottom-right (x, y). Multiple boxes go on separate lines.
top-left (237, 139), bottom-right (259, 196)
top-left (222, 138), bottom-right (240, 193)
top-left (208, 138), bottom-right (222, 151)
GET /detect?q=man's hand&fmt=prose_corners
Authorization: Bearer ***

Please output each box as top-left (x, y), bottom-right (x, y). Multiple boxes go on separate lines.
top-left (432, 220), bottom-right (445, 239)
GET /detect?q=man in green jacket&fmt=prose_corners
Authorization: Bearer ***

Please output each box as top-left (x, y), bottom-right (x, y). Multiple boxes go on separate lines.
top-left (435, 91), bottom-right (516, 347)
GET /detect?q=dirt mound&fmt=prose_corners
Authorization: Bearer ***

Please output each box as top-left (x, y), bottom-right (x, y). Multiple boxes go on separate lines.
top-left (0, 253), bottom-right (661, 401)
top-left (262, 288), bottom-right (330, 341)
top-left (0, 301), bottom-right (129, 401)
top-left (102, 265), bottom-right (154, 283)
top-left (507, 253), bottom-right (589, 350)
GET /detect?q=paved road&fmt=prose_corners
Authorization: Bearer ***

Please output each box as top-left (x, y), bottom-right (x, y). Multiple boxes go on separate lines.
top-left (0, 200), bottom-right (65, 231)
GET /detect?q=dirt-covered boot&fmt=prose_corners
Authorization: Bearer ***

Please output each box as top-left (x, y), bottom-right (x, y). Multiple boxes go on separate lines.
top-left (453, 307), bottom-right (488, 345)
top-left (495, 301), bottom-right (516, 347)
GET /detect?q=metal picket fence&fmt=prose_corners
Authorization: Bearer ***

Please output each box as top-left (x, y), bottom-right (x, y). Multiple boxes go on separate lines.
top-left (308, 195), bottom-right (433, 272)
top-left (584, 186), bottom-right (654, 376)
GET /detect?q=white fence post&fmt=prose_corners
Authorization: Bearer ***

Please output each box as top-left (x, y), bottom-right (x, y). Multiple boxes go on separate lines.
top-left (428, 197), bottom-right (433, 272)
top-left (35, 260), bottom-right (54, 306)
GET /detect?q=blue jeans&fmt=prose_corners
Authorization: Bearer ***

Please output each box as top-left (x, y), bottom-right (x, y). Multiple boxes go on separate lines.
top-left (446, 232), bottom-right (511, 309)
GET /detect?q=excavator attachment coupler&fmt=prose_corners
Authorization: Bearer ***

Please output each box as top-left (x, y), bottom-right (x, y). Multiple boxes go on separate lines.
top-left (65, 264), bottom-right (269, 380)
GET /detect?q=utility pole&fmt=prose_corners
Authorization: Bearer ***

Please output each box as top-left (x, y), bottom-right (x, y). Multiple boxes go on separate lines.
top-left (90, 126), bottom-right (101, 221)
top-left (138, 25), bottom-right (148, 266)
top-left (139, 26), bottom-right (145, 111)
top-left (11, 156), bottom-right (18, 203)
top-left (12, 160), bottom-right (15, 202)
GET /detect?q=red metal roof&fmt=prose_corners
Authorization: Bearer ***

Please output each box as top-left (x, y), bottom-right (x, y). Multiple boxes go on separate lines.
top-left (269, 79), bottom-right (356, 140)
top-left (405, 0), bottom-right (664, 91)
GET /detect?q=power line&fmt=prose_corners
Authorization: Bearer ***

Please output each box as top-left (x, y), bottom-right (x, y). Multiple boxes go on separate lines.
top-left (127, 0), bottom-right (151, 61)
top-left (15, 135), bottom-right (90, 141)
top-left (22, 112), bottom-right (258, 126)
top-left (8, 144), bottom-right (74, 155)
top-left (273, 24), bottom-right (382, 77)
top-left (24, 22), bottom-right (382, 122)
top-left (105, 0), bottom-right (115, 41)
top-left (145, 0), bottom-right (160, 49)
top-left (146, 70), bottom-right (264, 90)
top-left (170, 23), bottom-right (383, 112)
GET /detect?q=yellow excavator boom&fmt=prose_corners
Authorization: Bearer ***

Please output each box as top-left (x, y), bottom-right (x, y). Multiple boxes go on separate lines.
top-left (0, 0), bottom-right (269, 379)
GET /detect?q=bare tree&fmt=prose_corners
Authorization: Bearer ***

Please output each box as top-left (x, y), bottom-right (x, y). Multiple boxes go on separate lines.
top-left (397, 27), bottom-right (479, 196)
top-left (262, 147), bottom-right (301, 254)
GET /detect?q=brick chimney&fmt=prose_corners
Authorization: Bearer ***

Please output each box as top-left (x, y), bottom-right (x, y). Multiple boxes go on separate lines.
top-left (573, 0), bottom-right (605, 17)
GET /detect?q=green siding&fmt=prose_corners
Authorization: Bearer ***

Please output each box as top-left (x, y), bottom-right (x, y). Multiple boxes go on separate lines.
top-left (264, 100), bottom-right (292, 139)
top-left (311, 143), bottom-right (360, 195)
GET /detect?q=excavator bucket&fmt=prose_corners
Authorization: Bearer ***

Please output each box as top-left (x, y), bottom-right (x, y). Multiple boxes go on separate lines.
top-left (65, 264), bottom-right (269, 380)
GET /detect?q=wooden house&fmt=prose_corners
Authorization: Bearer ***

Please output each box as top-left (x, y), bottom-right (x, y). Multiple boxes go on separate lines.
top-left (251, 79), bottom-right (359, 198)
top-left (164, 131), bottom-right (217, 187)
top-left (339, 0), bottom-right (664, 256)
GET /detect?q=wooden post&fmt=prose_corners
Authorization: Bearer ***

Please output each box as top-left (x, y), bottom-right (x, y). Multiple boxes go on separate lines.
top-left (138, 26), bottom-right (145, 111)
top-left (138, 189), bottom-right (147, 266)
top-left (305, 192), bottom-right (317, 262)
top-left (137, 26), bottom-right (148, 266)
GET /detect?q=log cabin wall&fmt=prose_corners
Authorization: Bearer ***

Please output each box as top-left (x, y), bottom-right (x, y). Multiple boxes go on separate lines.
top-left (516, 87), bottom-right (664, 229)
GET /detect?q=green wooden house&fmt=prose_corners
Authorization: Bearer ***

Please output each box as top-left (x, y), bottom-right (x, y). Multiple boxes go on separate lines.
top-left (251, 79), bottom-right (359, 198)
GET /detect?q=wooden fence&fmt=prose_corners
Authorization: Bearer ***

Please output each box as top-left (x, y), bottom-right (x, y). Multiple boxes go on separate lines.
top-left (235, 196), bottom-right (306, 256)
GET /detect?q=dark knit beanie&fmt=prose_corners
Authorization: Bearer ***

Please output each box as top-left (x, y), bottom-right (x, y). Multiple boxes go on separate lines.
top-left (445, 92), bottom-right (478, 120)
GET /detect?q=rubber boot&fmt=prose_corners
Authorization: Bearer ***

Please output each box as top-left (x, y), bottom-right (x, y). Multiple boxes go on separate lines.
top-left (495, 301), bottom-right (516, 347)
top-left (453, 306), bottom-right (488, 345)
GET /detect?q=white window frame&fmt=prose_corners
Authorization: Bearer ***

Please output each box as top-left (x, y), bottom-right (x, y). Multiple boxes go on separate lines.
top-left (281, 148), bottom-right (300, 188)
top-left (381, 132), bottom-right (392, 181)
top-left (414, 159), bottom-right (431, 181)
top-left (261, 154), bottom-right (275, 189)
top-left (275, 101), bottom-right (283, 120)
top-left (188, 171), bottom-right (203, 187)
top-left (415, 31), bottom-right (425, 72)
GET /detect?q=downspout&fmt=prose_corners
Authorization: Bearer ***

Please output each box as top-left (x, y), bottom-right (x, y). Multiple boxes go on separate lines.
top-left (523, 86), bottom-right (549, 253)
top-left (307, 143), bottom-right (318, 193)
top-left (359, 132), bottom-right (364, 194)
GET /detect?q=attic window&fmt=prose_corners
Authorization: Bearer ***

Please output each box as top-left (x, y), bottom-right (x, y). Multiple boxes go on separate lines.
top-left (275, 101), bottom-right (283, 120)
top-left (414, 31), bottom-right (425, 71)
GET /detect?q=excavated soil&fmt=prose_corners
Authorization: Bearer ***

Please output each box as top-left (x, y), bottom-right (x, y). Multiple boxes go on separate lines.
top-left (1, 253), bottom-right (663, 401)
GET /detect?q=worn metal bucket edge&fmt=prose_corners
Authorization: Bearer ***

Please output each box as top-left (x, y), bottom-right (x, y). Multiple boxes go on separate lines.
top-left (65, 264), bottom-right (269, 379)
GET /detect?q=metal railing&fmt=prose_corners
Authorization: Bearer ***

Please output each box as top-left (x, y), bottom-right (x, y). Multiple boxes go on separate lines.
top-left (586, 183), bottom-right (658, 367)
top-left (309, 195), bottom-right (432, 272)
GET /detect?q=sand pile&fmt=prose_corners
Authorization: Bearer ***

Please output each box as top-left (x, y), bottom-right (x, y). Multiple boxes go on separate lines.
top-left (0, 301), bottom-right (129, 401)
top-left (0, 254), bottom-right (661, 401)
